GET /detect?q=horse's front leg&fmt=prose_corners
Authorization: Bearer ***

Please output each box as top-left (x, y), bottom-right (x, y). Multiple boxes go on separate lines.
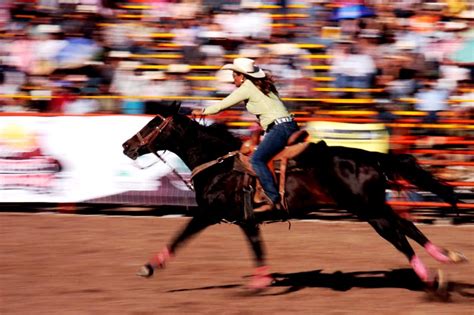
top-left (239, 221), bottom-right (273, 289)
top-left (137, 215), bottom-right (214, 277)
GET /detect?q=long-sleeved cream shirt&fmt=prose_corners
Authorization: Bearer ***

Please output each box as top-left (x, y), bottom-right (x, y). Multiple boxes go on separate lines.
top-left (202, 80), bottom-right (290, 130)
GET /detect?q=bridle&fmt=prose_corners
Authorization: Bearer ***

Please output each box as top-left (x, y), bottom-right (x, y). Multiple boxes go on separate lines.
top-left (133, 114), bottom-right (240, 192)
top-left (134, 114), bottom-right (195, 191)
top-left (135, 114), bottom-right (173, 148)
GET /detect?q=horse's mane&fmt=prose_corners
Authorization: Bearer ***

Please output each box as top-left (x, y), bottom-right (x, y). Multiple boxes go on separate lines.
top-left (197, 122), bottom-right (242, 151)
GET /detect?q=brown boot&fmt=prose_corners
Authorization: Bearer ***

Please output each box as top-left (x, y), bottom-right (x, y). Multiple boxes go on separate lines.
top-left (253, 200), bottom-right (275, 213)
top-left (253, 193), bottom-right (282, 213)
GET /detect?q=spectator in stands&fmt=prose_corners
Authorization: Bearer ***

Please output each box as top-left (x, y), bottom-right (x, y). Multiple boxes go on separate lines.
top-left (171, 19), bottom-right (201, 64)
top-left (1, 91), bottom-right (27, 112)
top-left (330, 41), bottom-right (377, 96)
top-left (329, 40), bottom-right (352, 96)
top-left (450, 79), bottom-right (474, 119)
top-left (162, 64), bottom-right (192, 99)
top-left (63, 88), bottom-right (101, 114)
top-left (385, 61), bottom-right (418, 100)
top-left (0, 0), bottom-right (472, 119)
top-left (142, 71), bottom-right (170, 114)
top-left (438, 56), bottom-right (471, 92)
top-left (110, 61), bottom-right (146, 114)
top-left (48, 84), bottom-right (77, 113)
top-left (414, 79), bottom-right (450, 124)
top-left (0, 64), bottom-right (25, 111)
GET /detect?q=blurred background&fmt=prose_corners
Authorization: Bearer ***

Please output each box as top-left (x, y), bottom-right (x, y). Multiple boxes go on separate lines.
top-left (0, 0), bottom-right (472, 218)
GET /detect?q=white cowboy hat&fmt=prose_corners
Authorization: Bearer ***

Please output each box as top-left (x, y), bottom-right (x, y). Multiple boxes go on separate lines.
top-left (221, 57), bottom-right (266, 78)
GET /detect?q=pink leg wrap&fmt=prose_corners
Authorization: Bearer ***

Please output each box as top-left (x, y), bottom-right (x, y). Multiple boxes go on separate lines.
top-left (410, 256), bottom-right (428, 282)
top-left (255, 266), bottom-right (270, 277)
top-left (248, 266), bottom-right (273, 289)
top-left (149, 247), bottom-right (171, 269)
top-left (425, 242), bottom-right (451, 263)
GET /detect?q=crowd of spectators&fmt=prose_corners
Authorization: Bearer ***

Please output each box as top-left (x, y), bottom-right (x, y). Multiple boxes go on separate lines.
top-left (0, 0), bottom-right (472, 118)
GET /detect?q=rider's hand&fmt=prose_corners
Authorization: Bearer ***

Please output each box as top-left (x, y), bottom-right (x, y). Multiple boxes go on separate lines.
top-left (191, 109), bottom-right (204, 116)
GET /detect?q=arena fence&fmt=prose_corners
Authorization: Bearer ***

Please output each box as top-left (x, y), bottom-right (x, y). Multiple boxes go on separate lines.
top-left (0, 113), bottom-right (471, 212)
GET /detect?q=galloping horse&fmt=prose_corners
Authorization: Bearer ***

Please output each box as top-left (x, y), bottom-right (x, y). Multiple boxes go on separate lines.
top-left (122, 102), bottom-right (467, 290)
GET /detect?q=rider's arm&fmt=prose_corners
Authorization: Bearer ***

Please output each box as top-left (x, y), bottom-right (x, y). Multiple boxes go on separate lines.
top-left (201, 81), bottom-right (251, 115)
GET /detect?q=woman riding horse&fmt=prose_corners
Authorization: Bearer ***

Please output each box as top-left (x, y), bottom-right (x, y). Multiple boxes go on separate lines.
top-left (122, 103), bottom-right (467, 291)
top-left (191, 57), bottom-right (299, 212)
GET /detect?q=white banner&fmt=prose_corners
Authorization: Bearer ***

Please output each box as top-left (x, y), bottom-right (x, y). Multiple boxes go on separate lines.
top-left (0, 115), bottom-right (196, 205)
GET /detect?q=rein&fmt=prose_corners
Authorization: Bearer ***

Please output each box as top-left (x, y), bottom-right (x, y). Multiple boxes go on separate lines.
top-left (191, 151), bottom-right (239, 180)
top-left (150, 150), bottom-right (195, 191)
top-left (134, 115), bottom-right (239, 192)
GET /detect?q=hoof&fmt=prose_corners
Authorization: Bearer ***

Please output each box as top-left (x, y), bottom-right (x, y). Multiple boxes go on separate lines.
top-left (136, 264), bottom-right (154, 278)
top-left (447, 251), bottom-right (468, 264)
top-left (427, 269), bottom-right (450, 301)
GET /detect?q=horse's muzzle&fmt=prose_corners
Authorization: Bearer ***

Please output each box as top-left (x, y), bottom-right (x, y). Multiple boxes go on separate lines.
top-left (124, 150), bottom-right (138, 160)
top-left (122, 142), bottom-right (138, 160)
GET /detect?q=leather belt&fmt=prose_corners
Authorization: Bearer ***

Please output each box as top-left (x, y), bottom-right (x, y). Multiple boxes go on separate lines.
top-left (266, 116), bottom-right (294, 132)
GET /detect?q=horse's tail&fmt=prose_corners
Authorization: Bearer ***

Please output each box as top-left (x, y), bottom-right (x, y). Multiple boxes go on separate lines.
top-left (378, 153), bottom-right (459, 214)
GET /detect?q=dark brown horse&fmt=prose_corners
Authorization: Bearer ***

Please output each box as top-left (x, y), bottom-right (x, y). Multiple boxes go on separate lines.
top-left (122, 102), bottom-right (467, 290)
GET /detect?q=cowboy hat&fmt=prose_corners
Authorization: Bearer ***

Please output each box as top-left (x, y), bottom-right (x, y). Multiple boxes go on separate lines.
top-left (221, 57), bottom-right (266, 78)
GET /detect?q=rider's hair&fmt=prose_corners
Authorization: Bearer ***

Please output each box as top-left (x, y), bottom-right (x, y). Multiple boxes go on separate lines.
top-left (244, 72), bottom-right (279, 96)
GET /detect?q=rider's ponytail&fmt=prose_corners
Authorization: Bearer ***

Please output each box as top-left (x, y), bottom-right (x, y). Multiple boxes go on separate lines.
top-left (245, 72), bottom-right (279, 96)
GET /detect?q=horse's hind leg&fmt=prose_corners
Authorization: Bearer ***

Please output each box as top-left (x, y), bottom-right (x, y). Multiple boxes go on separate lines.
top-left (239, 221), bottom-right (273, 289)
top-left (393, 208), bottom-right (468, 264)
top-left (367, 215), bottom-right (431, 283)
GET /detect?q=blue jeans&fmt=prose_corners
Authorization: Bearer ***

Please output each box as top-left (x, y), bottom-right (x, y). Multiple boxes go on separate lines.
top-left (251, 121), bottom-right (299, 203)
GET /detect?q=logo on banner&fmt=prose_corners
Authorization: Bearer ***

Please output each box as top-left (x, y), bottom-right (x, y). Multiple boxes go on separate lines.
top-left (0, 124), bottom-right (62, 192)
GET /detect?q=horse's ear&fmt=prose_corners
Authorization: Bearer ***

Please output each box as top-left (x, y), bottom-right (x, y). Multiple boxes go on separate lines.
top-left (158, 101), bottom-right (181, 117)
top-left (178, 106), bottom-right (192, 115)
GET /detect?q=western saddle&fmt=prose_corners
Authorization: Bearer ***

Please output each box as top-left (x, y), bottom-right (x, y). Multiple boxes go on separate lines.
top-left (234, 129), bottom-right (310, 216)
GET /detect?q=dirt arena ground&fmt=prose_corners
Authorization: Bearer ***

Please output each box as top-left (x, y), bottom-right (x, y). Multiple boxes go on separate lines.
top-left (1, 212), bottom-right (473, 314)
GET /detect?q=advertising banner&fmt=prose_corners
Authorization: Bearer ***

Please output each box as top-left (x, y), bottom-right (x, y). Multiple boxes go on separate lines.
top-left (306, 121), bottom-right (390, 153)
top-left (0, 116), bottom-right (196, 206)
